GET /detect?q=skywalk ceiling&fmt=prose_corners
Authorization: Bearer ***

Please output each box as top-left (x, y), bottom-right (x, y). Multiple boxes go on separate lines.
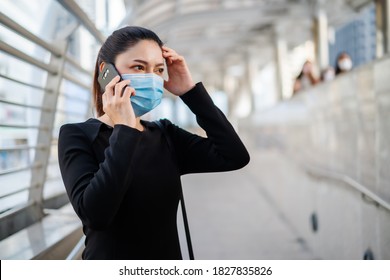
top-left (121, 0), bottom-right (372, 71)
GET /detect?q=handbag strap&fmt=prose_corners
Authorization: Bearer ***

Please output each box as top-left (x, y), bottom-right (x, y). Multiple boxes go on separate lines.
top-left (154, 120), bottom-right (195, 260)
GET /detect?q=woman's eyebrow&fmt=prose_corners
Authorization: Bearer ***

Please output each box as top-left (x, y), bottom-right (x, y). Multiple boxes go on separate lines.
top-left (133, 59), bottom-right (148, 65)
top-left (133, 59), bottom-right (164, 67)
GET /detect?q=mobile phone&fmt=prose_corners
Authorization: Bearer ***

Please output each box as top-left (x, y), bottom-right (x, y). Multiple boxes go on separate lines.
top-left (98, 63), bottom-right (122, 92)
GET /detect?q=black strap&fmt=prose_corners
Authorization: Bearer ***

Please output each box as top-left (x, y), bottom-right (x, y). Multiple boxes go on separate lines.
top-left (154, 120), bottom-right (195, 260)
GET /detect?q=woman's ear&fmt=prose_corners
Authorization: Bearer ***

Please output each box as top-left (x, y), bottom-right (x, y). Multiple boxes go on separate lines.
top-left (99, 62), bottom-right (105, 72)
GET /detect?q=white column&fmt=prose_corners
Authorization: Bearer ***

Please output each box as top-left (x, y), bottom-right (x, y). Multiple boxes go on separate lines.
top-left (385, 0), bottom-right (390, 54)
top-left (221, 62), bottom-right (235, 118)
top-left (273, 25), bottom-right (288, 101)
top-left (313, 8), bottom-right (329, 70)
top-left (375, 0), bottom-right (390, 57)
top-left (243, 49), bottom-right (256, 115)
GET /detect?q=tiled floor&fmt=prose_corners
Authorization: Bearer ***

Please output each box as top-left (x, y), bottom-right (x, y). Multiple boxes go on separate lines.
top-left (178, 151), bottom-right (316, 260)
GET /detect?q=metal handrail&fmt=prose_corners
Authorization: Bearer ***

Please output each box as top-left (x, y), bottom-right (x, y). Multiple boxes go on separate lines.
top-left (45, 175), bottom-right (62, 182)
top-left (66, 235), bottom-right (85, 260)
top-left (0, 124), bottom-right (49, 130)
top-left (60, 92), bottom-right (89, 103)
top-left (0, 98), bottom-right (51, 112)
top-left (0, 11), bottom-right (62, 57)
top-left (0, 41), bottom-right (57, 74)
top-left (0, 201), bottom-right (34, 218)
top-left (0, 65), bottom-right (90, 95)
top-left (305, 164), bottom-right (390, 212)
top-left (0, 41), bottom-right (90, 90)
top-left (0, 11), bottom-right (92, 75)
top-left (0, 74), bottom-right (50, 92)
top-left (0, 163), bottom-right (43, 176)
top-left (65, 55), bottom-right (92, 76)
top-left (0, 186), bottom-right (32, 200)
top-left (0, 144), bottom-right (47, 152)
top-left (62, 71), bottom-right (90, 90)
top-left (56, 108), bottom-right (87, 117)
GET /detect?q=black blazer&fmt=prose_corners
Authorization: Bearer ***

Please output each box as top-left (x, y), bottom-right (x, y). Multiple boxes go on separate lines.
top-left (58, 82), bottom-right (250, 259)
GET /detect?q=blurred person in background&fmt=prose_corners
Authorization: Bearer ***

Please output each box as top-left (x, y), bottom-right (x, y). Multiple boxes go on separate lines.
top-left (321, 66), bottom-right (335, 82)
top-left (335, 52), bottom-right (353, 75)
top-left (293, 60), bottom-right (319, 95)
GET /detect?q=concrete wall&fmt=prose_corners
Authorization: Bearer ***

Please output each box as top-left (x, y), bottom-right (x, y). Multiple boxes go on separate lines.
top-left (248, 55), bottom-right (390, 259)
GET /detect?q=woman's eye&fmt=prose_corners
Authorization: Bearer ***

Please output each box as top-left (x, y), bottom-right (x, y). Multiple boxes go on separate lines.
top-left (156, 68), bottom-right (164, 74)
top-left (133, 65), bottom-right (144, 71)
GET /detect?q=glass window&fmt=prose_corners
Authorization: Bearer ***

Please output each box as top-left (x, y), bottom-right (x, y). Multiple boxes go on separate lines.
top-left (329, 3), bottom-right (377, 69)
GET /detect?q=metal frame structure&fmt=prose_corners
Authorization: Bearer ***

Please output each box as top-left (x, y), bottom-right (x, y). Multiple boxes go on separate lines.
top-left (0, 0), bottom-right (101, 240)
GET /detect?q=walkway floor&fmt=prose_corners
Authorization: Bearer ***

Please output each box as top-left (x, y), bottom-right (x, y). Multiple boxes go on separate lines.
top-left (178, 146), bottom-right (316, 260)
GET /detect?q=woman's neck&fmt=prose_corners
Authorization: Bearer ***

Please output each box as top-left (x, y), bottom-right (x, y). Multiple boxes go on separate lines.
top-left (97, 114), bottom-right (144, 131)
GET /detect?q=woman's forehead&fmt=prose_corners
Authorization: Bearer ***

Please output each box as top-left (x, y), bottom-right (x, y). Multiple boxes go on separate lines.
top-left (118, 40), bottom-right (163, 61)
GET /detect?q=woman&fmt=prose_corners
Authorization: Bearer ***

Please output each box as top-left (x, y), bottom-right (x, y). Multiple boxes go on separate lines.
top-left (293, 60), bottom-right (319, 95)
top-left (58, 26), bottom-right (250, 260)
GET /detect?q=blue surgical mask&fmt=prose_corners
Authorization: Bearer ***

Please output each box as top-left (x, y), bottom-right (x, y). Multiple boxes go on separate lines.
top-left (121, 73), bottom-right (164, 117)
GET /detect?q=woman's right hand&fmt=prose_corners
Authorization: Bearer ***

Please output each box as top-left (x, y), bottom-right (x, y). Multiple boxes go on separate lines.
top-left (102, 75), bottom-right (136, 127)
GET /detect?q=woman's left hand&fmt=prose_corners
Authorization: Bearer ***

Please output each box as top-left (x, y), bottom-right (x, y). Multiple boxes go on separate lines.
top-left (162, 46), bottom-right (195, 96)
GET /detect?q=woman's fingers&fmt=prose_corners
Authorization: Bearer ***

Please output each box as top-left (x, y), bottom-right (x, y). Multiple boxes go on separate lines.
top-left (161, 45), bottom-right (194, 96)
top-left (103, 76), bottom-right (134, 98)
top-left (162, 47), bottom-right (186, 68)
top-left (162, 46), bottom-right (183, 64)
top-left (122, 84), bottom-right (135, 98)
top-left (101, 75), bottom-right (136, 127)
top-left (162, 46), bottom-right (173, 54)
top-left (166, 54), bottom-right (184, 64)
top-left (102, 91), bottom-right (107, 109)
top-left (104, 75), bottom-right (121, 94)
top-left (103, 78), bottom-right (134, 110)
top-left (114, 79), bottom-right (130, 97)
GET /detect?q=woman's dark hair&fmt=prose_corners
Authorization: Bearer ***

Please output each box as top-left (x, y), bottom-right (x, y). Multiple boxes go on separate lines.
top-left (93, 26), bottom-right (163, 116)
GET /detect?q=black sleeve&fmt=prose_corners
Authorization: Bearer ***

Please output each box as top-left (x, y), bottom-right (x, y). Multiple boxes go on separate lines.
top-left (58, 124), bottom-right (142, 230)
top-left (163, 82), bottom-right (250, 175)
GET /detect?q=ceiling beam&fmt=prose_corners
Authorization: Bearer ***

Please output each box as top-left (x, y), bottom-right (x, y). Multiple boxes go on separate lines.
top-left (56, 0), bottom-right (106, 43)
top-left (138, 5), bottom-right (289, 32)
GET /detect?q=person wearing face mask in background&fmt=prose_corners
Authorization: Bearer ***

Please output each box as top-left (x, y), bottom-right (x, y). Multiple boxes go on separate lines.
top-left (321, 66), bottom-right (336, 82)
top-left (57, 26), bottom-right (250, 260)
top-left (335, 52), bottom-right (353, 75)
top-left (293, 60), bottom-right (319, 95)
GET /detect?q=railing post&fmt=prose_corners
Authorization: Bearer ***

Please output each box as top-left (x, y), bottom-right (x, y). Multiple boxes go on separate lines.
top-left (28, 39), bottom-right (69, 216)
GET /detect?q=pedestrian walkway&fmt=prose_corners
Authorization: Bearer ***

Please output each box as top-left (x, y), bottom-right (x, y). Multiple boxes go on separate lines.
top-left (179, 145), bottom-right (316, 260)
